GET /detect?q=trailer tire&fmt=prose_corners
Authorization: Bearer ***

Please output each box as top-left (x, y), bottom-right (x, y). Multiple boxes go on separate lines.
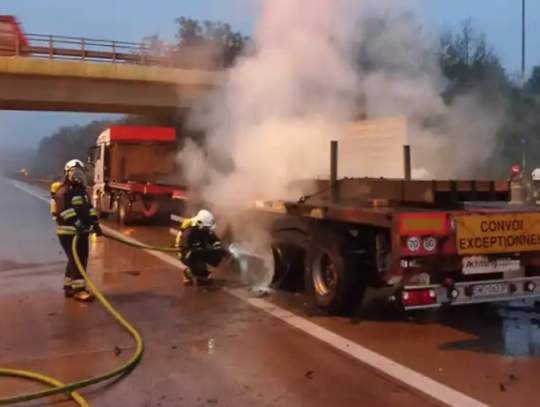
top-left (270, 244), bottom-right (304, 291)
top-left (117, 194), bottom-right (134, 226)
top-left (304, 231), bottom-right (360, 316)
top-left (270, 246), bottom-right (288, 286)
top-left (95, 194), bottom-right (109, 219)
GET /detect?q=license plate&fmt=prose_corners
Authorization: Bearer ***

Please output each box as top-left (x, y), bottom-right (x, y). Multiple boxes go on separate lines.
top-left (472, 282), bottom-right (509, 297)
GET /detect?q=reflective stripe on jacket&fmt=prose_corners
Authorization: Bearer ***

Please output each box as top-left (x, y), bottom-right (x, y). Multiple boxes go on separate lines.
top-left (54, 182), bottom-right (99, 235)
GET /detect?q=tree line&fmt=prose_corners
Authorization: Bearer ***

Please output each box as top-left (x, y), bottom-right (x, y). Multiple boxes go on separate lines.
top-left (24, 16), bottom-right (540, 179)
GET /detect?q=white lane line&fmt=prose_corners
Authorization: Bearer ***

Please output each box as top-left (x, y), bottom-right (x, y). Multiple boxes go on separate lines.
top-left (0, 263), bottom-right (63, 278)
top-left (10, 179), bottom-right (492, 407)
top-left (9, 180), bottom-right (50, 201)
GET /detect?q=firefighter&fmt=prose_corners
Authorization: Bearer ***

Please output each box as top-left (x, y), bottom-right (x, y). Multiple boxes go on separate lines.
top-left (53, 159), bottom-right (102, 301)
top-left (510, 165), bottom-right (523, 183)
top-left (176, 209), bottom-right (226, 285)
top-left (531, 168), bottom-right (540, 206)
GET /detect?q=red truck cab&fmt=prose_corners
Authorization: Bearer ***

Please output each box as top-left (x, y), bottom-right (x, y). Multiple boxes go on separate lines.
top-left (0, 15), bottom-right (28, 56)
top-left (88, 126), bottom-right (187, 225)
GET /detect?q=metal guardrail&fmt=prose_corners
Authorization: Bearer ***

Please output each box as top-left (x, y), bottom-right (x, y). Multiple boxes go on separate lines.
top-left (0, 33), bottom-right (224, 70)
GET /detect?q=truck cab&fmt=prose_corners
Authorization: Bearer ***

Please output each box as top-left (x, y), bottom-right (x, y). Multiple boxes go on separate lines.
top-left (0, 15), bottom-right (28, 56)
top-left (87, 126), bottom-right (186, 224)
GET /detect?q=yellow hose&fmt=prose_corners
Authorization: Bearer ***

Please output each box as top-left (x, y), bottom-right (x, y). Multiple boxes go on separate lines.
top-left (0, 233), bottom-right (146, 406)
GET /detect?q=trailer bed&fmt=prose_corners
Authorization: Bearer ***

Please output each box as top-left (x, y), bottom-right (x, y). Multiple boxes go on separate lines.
top-left (108, 181), bottom-right (179, 195)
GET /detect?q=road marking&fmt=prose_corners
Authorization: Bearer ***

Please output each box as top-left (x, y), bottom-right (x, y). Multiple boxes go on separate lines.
top-left (10, 179), bottom-right (492, 407)
top-left (0, 263), bottom-right (63, 278)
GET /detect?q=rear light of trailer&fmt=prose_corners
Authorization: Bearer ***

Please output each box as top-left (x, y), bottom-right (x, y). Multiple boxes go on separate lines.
top-left (401, 289), bottom-right (437, 307)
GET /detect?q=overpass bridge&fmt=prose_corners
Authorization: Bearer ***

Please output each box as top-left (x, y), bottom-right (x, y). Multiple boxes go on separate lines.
top-left (0, 32), bottom-right (224, 114)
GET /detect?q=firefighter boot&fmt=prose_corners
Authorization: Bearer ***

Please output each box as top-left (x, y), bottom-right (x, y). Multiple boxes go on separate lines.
top-left (183, 268), bottom-right (194, 286)
top-left (65, 279), bottom-right (95, 302)
top-left (63, 277), bottom-right (73, 296)
top-left (197, 265), bottom-right (214, 286)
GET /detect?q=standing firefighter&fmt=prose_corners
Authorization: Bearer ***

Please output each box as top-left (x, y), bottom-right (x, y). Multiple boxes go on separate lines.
top-left (531, 168), bottom-right (540, 206)
top-left (510, 165), bottom-right (523, 183)
top-left (175, 210), bottom-right (226, 285)
top-left (53, 159), bottom-right (102, 301)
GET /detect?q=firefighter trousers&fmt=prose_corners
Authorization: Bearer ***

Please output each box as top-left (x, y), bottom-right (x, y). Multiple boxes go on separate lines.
top-left (58, 233), bottom-right (89, 283)
top-left (181, 249), bottom-right (225, 277)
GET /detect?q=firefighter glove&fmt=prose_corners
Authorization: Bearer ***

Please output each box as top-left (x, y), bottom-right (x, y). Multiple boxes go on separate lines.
top-left (74, 220), bottom-right (85, 234)
top-left (92, 223), bottom-right (103, 236)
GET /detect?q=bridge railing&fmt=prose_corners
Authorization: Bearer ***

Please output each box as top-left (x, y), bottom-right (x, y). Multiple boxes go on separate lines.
top-left (0, 33), bottom-right (224, 70)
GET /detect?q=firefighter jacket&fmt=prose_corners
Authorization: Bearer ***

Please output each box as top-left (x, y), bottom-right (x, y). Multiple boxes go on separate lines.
top-left (177, 225), bottom-right (223, 263)
top-left (532, 183), bottom-right (540, 206)
top-left (54, 182), bottom-right (99, 235)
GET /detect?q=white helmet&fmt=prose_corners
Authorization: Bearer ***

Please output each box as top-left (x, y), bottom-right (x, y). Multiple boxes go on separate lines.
top-left (191, 209), bottom-right (215, 230)
top-left (532, 168), bottom-right (540, 181)
top-left (64, 159), bottom-right (85, 172)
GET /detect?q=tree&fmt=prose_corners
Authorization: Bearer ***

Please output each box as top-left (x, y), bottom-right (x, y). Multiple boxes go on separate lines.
top-left (439, 19), bottom-right (509, 93)
top-left (141, 34), bottom-right (169, 57)
top-left (527, 65), bottom-right (540, 93)
top-left (30, 120), bottom-right (114, 178)
top-left (174, 16), bottom-right (249, 67)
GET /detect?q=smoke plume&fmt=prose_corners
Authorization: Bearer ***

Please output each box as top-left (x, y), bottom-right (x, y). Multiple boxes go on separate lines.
top-left (179, 0), bottom-right (505, 285)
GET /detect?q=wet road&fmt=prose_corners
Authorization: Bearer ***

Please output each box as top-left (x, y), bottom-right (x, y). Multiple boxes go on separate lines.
top-left (3, 178), bottom-right (540, 407)
top-left (0, 177), bottom-right (442, 407)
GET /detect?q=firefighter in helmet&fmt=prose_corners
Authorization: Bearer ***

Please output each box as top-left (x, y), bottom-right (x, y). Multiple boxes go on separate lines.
top-left (175, 209), bottom-right (226, 285)
top-left (531, 168), bottom-right (540, 206)
top-left (53, 159), bottom-right (102, 301)
top-left (510, 165), bottom-right (523, 183)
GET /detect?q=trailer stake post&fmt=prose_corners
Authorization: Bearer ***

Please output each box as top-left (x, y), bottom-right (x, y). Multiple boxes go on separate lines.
top-left (403, 145), bottom-right (412, 180)
top-left (330, 140), bottom-right (339, 202)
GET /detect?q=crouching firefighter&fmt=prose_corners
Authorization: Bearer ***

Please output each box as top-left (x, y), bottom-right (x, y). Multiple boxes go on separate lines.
top-left (53, 159), bottom-right (103, 301)
top-left (175, 210), bottom-right (226, 285)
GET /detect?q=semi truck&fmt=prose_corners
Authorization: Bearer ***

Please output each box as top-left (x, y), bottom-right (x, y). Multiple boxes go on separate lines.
top-left (0, 15), bottom-right (28, 57)
top-left (87, 126), bottom-right (187, 225)
top-left (169, 116), bottom-right (540, 315)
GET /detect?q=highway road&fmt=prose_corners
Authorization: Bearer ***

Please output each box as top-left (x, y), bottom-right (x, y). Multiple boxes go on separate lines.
top-left (2, 177), bottom-right (540, 407)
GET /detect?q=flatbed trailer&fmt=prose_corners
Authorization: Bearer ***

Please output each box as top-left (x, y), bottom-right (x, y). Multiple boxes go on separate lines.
top-left (169, 140), bottom-right (540, 315)
top-left (165, 114), bottom-right (540, 315)
top-left (236, 143), bottom-right (540, 314)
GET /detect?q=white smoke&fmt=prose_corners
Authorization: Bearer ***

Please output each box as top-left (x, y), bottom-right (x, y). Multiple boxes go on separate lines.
top-left (179, 0), bottom-right (505, 284)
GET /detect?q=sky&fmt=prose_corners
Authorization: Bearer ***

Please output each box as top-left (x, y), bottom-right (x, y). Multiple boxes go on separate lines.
top-left (0, 0), bottom-right (538, 149)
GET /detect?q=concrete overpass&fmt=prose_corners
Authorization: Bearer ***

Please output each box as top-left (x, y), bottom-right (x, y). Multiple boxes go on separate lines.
top-left (0, 33), bottom-right (224, 114)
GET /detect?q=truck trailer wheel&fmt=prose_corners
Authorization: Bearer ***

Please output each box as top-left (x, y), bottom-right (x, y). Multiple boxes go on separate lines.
top-left (304, 232), bottom-right (360, 316)
top-left (116, 195), bottom-right (135, 226)
top-left (95, 194), bottom-right (109, 219)
top-left (270, 244), bottom-right (304, 291)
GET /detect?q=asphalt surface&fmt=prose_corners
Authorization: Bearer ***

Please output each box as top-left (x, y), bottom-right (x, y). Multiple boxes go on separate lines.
top-left (2, 177), bottom-right (540, 407)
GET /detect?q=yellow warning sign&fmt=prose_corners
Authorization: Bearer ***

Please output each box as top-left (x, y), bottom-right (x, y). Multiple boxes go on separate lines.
top-left (455, 213), bottom-right (540, 255)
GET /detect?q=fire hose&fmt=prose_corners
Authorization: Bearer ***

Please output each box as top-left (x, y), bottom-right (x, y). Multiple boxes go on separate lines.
top-left (0, 230), bottom-right (182, 406)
